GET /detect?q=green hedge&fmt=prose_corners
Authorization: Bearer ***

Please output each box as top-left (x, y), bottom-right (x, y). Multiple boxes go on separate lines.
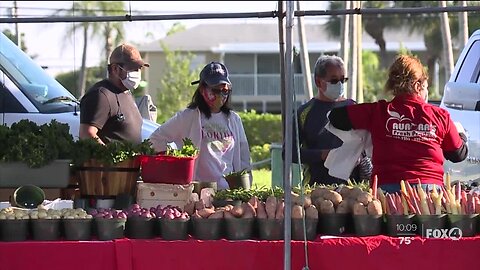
top-left (238, 110), bottom-right (282, 146)
top-left (239, 110), bottom-right (282, 169)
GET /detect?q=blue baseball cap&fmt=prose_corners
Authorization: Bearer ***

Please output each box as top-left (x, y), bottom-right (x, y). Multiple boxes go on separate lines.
top-left (191, 62), bottom-right (232, 86)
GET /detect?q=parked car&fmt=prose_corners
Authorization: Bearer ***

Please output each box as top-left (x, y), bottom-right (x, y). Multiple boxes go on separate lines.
top-left (0, 32), bottom-right (159, 140)
top-left (440, 29), bottom-right (480, 183)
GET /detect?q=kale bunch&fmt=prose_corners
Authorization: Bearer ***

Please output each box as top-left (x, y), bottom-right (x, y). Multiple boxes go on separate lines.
top-left (0, 120), bottom-right (74, 168)
top-left (72, 138), bottom-right (155, 166)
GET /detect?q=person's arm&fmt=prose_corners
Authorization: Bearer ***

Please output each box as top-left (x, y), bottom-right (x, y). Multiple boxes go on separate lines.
top-left (79, 124), bottom-right (105, 145)
top-left (79, 89), bottom-right (109, 144)
top-left (328, 106), bottom-right (354, 131)
top-left (236, 117), bottom-right (253, 184)
top-left (443, 121), bottom-right (468, 162)
top-left (148, 109), bottom-right (191, 153)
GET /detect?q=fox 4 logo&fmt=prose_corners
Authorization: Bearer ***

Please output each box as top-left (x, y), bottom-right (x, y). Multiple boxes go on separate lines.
top-left (425, 227), bottom-right (462, 240)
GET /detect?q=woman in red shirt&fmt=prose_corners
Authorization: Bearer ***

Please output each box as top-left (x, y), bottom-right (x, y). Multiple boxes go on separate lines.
top-left (328, 54), bottom-right (468, 193)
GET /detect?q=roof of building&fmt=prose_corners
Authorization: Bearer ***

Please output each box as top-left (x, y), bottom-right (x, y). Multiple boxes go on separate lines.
top-left (139, 22), bottom-right (426, 53)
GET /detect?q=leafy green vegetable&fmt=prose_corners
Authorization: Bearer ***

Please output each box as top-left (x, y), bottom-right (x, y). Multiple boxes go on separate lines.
top-left (165, 137), bottom-right (199, 158)
top-left (0, 120), bottom-right (74, 168)
top-left (72, 138), bottom-right (155, 166)
top-left (224, 169), bottom-right (248, 178)
top-left (213, 185), bottom-right (284, 202)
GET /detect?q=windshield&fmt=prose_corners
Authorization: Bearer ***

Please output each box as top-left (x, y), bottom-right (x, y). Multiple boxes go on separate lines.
top-left (0, 33), bottom-right (78, 113)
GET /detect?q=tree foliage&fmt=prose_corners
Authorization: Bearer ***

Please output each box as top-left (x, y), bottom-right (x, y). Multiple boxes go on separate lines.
top-left (156, 43), bottom-right (199, 124)
top-left (58, 1), bottom-right (126, 96)
top-left (55, 66), bottom-right (105, 98)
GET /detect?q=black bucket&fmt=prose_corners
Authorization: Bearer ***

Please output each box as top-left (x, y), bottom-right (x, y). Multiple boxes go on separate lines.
top-left (31, 219), bottom-right (61, 241)
top-left (384, 214), bottom-right (416, 237)
top-left (159, 218), bottom-right (190, 240)
top-left (192, 218), bottom-right (223, 240)
top-left (63, 219), bottom-right (92, 241)
top-left (448, 214), bottom-right (478, 237)
top-left (95, 218), bottom-right (126, 241)
top-left (225, 218), bottom-right (255, 240)
top-left (0, 219), bottom-right (29, 241)
top-left (353, 215), bottom-right (383, 236)
top-left (212, 199), bottom-right (241, 208)
top-left (318, 214), bottom-right (348, 236)
top-left (414, 214), bottom-right (447, 237)
top-left (225, 174), bottom-right (251, 190)
top-left (126, 217), bottom-right (155, 239)
top-left (292, 218), bottom-right (318, 241)
top-left (257, 218), bottom-right (284, 240)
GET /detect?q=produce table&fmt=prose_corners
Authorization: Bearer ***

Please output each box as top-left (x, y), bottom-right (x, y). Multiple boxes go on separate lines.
top-left (1, 235), bottom-right (479, 270)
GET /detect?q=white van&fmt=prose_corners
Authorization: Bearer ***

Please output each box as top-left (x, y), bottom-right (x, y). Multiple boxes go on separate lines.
top-left (441, 29), bottom-right (480, 183)
top-left (0, 32), bottom-right (159, 140)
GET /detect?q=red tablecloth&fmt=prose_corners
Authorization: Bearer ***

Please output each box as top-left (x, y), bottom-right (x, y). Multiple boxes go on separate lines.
top-left (1, 236), bottom-right (479, 270)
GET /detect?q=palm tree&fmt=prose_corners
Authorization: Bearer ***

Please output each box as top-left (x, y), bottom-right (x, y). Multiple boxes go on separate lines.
top-left (325, 1), bottom-right (403, 68)
top-left (59, 1), bottom-right (98, 97)
top-left (59, 1), bottom-right (126, 97)
top-left (95, 1), bottom-right (126, 77)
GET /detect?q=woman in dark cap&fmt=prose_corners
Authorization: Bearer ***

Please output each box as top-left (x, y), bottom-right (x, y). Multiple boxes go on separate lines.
top-left (149, 62), bottom-right (252, 190)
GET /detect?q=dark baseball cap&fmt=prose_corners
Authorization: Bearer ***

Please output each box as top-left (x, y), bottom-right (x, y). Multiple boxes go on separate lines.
top-left (109, 43), bottom-right (150, 70)
top-left (191, 62), bottom-right (232, 86)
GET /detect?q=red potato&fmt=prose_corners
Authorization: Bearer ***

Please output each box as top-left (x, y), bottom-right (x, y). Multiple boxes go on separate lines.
top-left (248, 196), bottom-right (260, 209)
top-left (323, 190), bottom-right (342, 207)
top-left (310, 187), bottom-right (330, 202)
top-left (275, 200), bottom-right (284, 219)
top-left (292, 205), bottom-right (304, 219)
top-left (230, 204), bottom-right (244, 218)
top-left (366, 199), bottom-right (383, 215)
top-left (242, 202), bottom-right (256, 218)
top-left (256, 201), bottom-right (267, 219)
top-left (319, 199), bottom-right (335, 214)
top-left (338, 186), bottom-right (353, 200)
top-left (305, 205), bottom-right (318, 219)
top-left (184, 201), bottom-right (195, 216)
top-left (356, 191), bottom-right (373, 205)
top-left (336, 200), bottom-right (351, 214)
top-left (198, 207), bottom-right (215, 218)
top-left (208, 210), bottom-right (224, 219)
top-left (194, 200), bottom-right (205, 212)
top-left (224, 211), bottom-right (235, 219)
top-left (353, 202), bottom-right (368, 215)
top-left (265, 196), bottom-right (278, 219)
top-left (192, 210), bottom-right (202, 219)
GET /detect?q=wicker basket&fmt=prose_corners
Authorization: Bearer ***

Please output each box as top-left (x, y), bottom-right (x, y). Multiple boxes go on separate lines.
top-left (77, 159), bottom-right (140, 197)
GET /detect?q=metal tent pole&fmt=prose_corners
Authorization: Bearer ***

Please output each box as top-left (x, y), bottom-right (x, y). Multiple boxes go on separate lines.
top-left (284, 1), bottom-right (295, 270)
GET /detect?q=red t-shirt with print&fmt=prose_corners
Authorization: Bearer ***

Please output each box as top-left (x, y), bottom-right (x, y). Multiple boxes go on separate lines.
top-left (346, 94), bottom-right (463, 186)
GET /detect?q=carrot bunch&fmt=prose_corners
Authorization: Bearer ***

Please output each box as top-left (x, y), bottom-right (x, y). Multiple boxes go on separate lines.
top-left (378, 174), bottom-right (480, 216)
top-left (443, 173), bottom-right (480, 215)
top-left (378, 179), bottom-right (437, 215)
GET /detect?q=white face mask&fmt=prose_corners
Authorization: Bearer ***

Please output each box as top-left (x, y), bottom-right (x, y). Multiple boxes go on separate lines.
top-left (324, 81), bottom-right (345, 100)
top-left (121, 70), bottom-right (141, 90)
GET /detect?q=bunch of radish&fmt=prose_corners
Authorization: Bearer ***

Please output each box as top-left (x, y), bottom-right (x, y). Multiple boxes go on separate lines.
top-left (154, 205), bottom-right (189, 220)
top-left (125, 204), bottom-right (155, 218)
top-left (88, 208), bottom-right (128, 219)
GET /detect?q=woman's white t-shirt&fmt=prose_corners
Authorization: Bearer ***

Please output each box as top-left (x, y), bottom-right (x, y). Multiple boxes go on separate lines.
top-left (196, 112), bottom-right (235, 189)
